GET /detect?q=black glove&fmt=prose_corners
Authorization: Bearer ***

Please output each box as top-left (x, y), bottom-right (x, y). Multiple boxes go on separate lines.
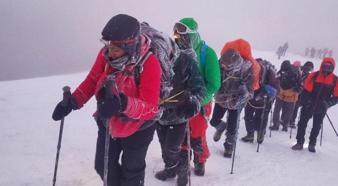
top-left (52, 96), bottom-right (78, 121)
top-left (191, 137), bottom-right (203, 154)
top-left (97, 93), bottom-right (127, 118)
top-left (177, 96), bottom-right (200, 119)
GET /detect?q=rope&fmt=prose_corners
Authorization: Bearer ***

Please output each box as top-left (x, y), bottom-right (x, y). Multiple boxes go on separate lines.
top-left (159, 90), bottom-right (185, 105)
top-left (247, 100), bottom-right (265, 109)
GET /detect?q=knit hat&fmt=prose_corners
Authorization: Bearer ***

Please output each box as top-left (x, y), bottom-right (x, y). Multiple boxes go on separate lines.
top-left (303, 61), bottom-right (314, 69)
top-left (292, 61), bottom-right (301, 67)
top-left (101, 14), bottom-right (140, 57)
top-left (179, 18), bottom-right (198, 31)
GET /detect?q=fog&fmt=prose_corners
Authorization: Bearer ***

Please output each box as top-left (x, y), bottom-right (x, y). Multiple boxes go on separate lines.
top-left (1, 0), bottom-right (337, 81)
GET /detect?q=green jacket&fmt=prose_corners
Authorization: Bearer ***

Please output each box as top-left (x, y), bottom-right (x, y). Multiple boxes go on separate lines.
top-left (179, 18), bottom-right (221, 105)
top-left (193, 38), bottom-right (221, 105)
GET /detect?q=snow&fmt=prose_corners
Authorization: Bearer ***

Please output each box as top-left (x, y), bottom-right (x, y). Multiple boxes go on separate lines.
top-left (1, 51), bottom-right (338, 186)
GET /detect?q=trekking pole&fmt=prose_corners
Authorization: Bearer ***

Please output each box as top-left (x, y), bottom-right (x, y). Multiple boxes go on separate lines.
top-left (326, 113), bottom-right (338, 137)
top-left (53, 86), bottom-right (71, 186)
top-left (230, 108), bottom-right (242, 174)
top-left (103, 75), bottom-right (116, 186)
top-left (186, 121), bottom-right (192, 186)
top-left (269, 107), bottom-right (273, 138)
top-left (320, 122), bottom-right (323, 146)
top-left (257, 97), bottom-right (267, 153)
top-left (289, 126), bottom-right (292, 139)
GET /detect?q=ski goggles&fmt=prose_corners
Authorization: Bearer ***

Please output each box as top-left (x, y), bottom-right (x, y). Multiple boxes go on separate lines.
top-left (100, 38), bottom-right (136, 47)
top-left (173, 22), bottom-right (197, 34)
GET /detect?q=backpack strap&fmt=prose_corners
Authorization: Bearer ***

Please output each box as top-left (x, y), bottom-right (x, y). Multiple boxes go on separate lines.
top-left (200, 41), bottom-right (208, 66)
top-left (134, 51), bottom-right (153, 86)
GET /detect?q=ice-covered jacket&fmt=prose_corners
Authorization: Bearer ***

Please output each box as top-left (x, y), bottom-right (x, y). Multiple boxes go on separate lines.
top-left (215, 49), bottom-right (253, 110)
top-left (159, 50), bottom-right (206, 125)
top-left (72, 36), bottom-right (161, 138)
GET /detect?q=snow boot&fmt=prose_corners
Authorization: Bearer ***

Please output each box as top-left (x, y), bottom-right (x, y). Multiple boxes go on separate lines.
top-left (213, 129), bottom-right (223, 142)
top-left (194, 162), bottom-right (205, 176)
top-left (291, 143), bottom-right (303, 150)
top-left (241, 133), bottom-right (254, 143)
top-left (155, 166), bottom-right (177, 181)
top-left (176, 165), bottom-right (188, 186)
top-left (308, 144), bottom-right (316, 153)
top-left (269, 125), bottom-right (279, 131)
top-left (223, 141), bottom-right (233, 158)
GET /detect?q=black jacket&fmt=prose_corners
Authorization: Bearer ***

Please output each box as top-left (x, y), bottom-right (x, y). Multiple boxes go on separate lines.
top-left (159, 51), bottom-right (206, 125)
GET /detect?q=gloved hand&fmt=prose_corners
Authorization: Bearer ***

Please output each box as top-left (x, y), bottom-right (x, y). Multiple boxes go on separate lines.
top-left (52, 96), bottom-right (78, 121)
top-left (264, 85), bottom-right (277, 98)
top-left (177, 96), bottom-right (200, 119)
top-left (97, 93), bottom-right (127, 118)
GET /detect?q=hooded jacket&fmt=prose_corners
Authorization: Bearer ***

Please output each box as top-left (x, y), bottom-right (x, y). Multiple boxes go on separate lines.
top-left (221, 38), bottom-right (261, 91)
top-left (215, 48), bottom-right (253, 110)
top-left (179, 18), bottom-right (221, 105)
top-left (72, 35), bottom-right (161, 138)
top-left (302, 57), bottom-right (338, 113)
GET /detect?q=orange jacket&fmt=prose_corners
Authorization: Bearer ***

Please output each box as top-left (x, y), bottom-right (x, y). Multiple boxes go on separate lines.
top-left (221, 39), bottom-right (260, 91)
top-left (303, 57), bottom-right (338, 97)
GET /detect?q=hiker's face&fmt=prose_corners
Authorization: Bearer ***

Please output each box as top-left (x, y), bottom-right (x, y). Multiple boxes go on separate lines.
top-left (321, 62), bottom-right (334, 75)
top-left (174, 32), bottom-right (191, 50)
top-left (106, 44), bottom-right (127, 59)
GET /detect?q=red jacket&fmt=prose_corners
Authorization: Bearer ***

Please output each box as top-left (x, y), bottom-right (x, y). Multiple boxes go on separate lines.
top-left (303, 57), bottom-right (338, 97)
top-left (72, 44), bottom-right (161, 138)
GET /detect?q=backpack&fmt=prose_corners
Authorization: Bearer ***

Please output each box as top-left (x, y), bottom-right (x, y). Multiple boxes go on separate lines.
top-left (258, 59), bottom-right (276, 86)
top-left (279, 66), bottom-right (301, 90)
top-left (134, 23), bottom-right (179, 119)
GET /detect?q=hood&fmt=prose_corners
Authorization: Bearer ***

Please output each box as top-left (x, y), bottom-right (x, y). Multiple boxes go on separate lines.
top-left (179, 17), bottom-right (202, 51)
top-left (221, 38), bottom-right (261, 90)
top-left (221, 38), bottom-right (253, 61)
top-left (320, 57), bottom-right (336, 72)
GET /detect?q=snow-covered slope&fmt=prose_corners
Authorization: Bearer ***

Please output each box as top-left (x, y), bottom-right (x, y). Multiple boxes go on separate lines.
top-left (1, 51), bottom-right (338, 186)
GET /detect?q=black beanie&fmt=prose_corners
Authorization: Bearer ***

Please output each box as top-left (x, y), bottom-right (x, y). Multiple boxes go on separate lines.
top-left (101, 14), bottom-right (140, 56)
top-left (304, 61), bottom-right (314, 69)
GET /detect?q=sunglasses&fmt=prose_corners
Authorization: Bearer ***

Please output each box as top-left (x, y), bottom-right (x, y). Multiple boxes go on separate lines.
top-left (173, 22), bottom-right (197, 34)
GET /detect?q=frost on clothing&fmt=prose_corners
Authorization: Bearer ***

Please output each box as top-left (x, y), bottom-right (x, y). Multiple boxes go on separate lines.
top-left (159, 51), bottom-right (206, 126)
top-left (221, 38), bottom-right (261, 91)
top-left (215, 49), bottom-right (254, 110)
top-left (178, 18), bottom-right (221, 105)
top-left (72, 36), bottom-right (161, 138)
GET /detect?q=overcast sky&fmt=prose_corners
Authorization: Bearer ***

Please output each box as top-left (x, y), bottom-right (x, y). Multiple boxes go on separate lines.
top-left (1, 0), bottom-right (337, 81)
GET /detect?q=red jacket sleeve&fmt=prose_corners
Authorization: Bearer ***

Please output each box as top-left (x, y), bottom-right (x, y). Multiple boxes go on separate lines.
top-left (122, 54), bottom-right (161, 120)
top-left (72, 49), bottom-right (105, 108)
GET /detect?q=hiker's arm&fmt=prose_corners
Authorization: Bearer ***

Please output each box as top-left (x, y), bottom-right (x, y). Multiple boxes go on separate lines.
top-left (72, 49), bottom-right (106, 108)
top-left (202, 48), bottom-right (221, 105)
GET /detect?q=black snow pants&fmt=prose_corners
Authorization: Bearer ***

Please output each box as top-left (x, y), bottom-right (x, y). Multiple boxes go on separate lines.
top-left (296, 106), bottom-right (326, 145)
top-left (94, 118), bottom-right (155, 186)
top-left (244, 101), bottom-right (272, 134)
top-left (156, 122), bottom-right (187, 169)
top-left (210, 103), bottom-right (240, 146)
